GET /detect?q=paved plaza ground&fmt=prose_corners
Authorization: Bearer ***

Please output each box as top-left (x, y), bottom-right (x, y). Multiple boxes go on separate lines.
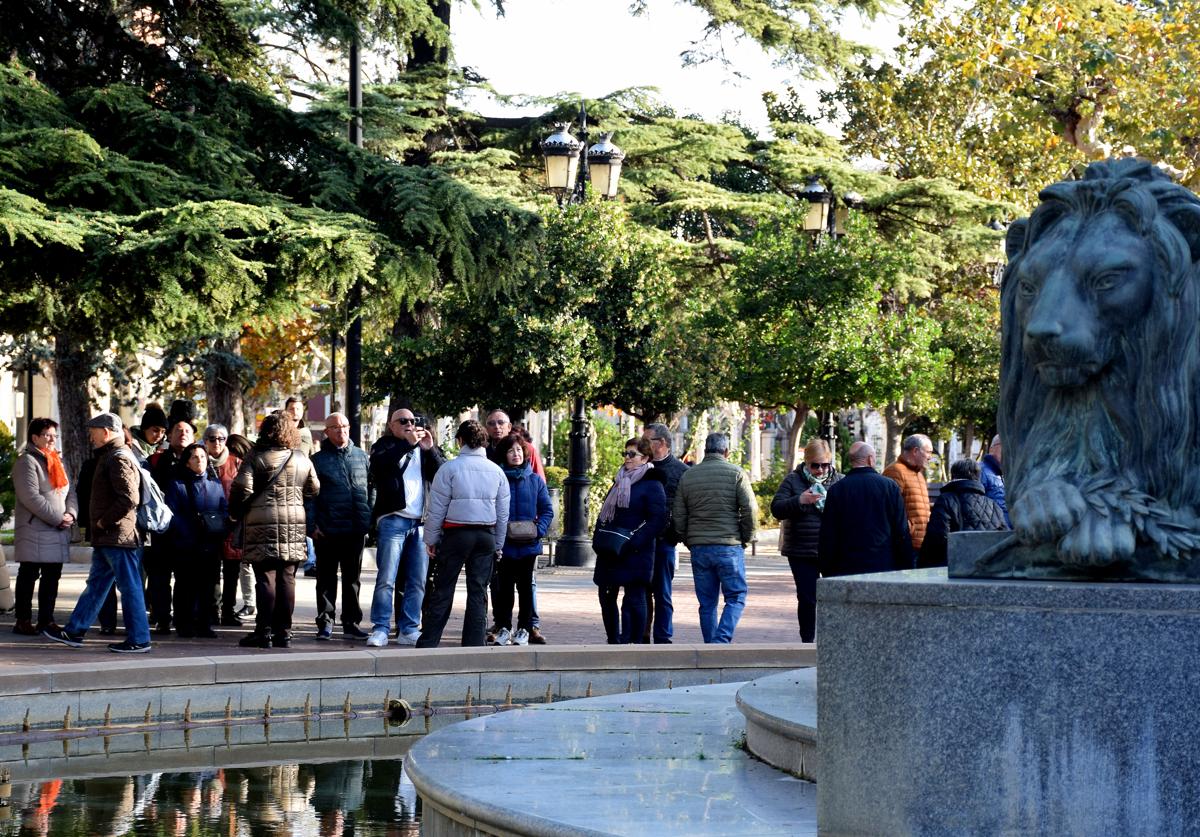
top-left (0, 532), bottom-right (805, 666)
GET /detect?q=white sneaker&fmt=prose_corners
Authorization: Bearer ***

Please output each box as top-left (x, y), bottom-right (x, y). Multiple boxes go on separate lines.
top-left (366, 629), bottom-right (389, 648)
top-left (494, 627), bottom-right (512, 646)
top-left (513, 628), bottom-right (529, 646)
top-left (395, 630), bottom-right (420, 646)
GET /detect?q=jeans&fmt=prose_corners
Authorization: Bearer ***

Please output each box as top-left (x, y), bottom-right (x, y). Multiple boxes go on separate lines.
top-left (14, 562), bottom-right (62, 628)
top-left (371, 516), bottom-right (425, 635)
top-left (689, 545), bottom-right (747, 644)
top-left (646, 542), bottom-right (676, 643)
top-left (315, 532), bottom-right (366, 627)
top-left (417, 527), bottom-right (494, 648)
top-left (787, 557), bottom-right (819, 642)
top-left (66, 546), bottom-right (150, 644)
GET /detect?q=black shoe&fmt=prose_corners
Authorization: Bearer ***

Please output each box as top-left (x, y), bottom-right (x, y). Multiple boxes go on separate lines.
top-left (152, 624), bottom-right (172, 636)
top-left (238, 632), bottom-right (271, 648)
top-left (220, 614), bottom-right (243, 627)
top-left (44, 627), bottom-right (84, 648)
top-left (342, 624), bottom-right (369, 639)
top-left (315, 624), bottom-right (332, 641)
top-left (271, 632), bottom-right (292, 648)
top-left (108, 639), bottom-right (151, 654)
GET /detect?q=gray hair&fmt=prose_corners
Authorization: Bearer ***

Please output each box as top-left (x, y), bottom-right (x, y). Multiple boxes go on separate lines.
top-left (848, 441), bottom-right (875, 466)
top-left (950, 459), bottom-right (981, 481)
top-left (901, 434), bottom-right (932, 454)
top-left (645, 423), bottom-right (672, 452)
top-left (203, 423), bottom-right (228, 440)
top-left (703, 432), bottom-right (729, 454)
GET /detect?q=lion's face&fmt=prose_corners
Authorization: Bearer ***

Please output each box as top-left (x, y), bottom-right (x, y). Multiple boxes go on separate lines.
top-left (1013, 212), bottom-right (1155, 389)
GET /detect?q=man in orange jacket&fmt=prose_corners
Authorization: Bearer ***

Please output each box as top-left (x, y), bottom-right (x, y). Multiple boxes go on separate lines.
top-left (883, 434), bottom-right (933, 561)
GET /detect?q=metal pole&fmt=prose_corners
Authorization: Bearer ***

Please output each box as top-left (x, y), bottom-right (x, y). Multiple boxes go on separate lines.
top-left (556, 396), bottom-right (595, 566)
top-left (345, 32), bottom-right (363, 443)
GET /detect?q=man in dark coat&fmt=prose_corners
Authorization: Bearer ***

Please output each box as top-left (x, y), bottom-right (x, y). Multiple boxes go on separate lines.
top-left (641, 422), bottom-right (689, 643)
top-left (306, 412), bottom-right (375, 640)
top-left (819, 441), bottom-right (913, 577)
top-left (145, 407), bottom-right (195, 634)
top-left (918, 459), bottom-right (1008, 568)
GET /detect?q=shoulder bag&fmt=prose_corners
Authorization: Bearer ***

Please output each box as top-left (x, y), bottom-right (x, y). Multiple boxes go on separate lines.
top-left (507, 519), bottom-right (539, 545)
top-left (592, 521), bottom-right (644, 558)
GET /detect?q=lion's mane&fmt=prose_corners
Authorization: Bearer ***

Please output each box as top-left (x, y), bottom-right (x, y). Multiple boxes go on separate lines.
top-left (999, 158), bottom-right (1200, 560)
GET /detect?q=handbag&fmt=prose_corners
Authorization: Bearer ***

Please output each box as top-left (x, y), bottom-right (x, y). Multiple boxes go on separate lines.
top-left (198, 510), bottom-right (227, 536)
top-left (231, 452), bottom-right (293, 551)
top-left (592, 522), bottom-right (644, 557)
top-left (506, 519), bottom-right (539, 545)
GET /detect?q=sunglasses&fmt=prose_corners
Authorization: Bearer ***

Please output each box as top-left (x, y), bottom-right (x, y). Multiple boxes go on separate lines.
top-left (392, 417), bottom-right (416, 426)
top-left (807, 462), bottom-right (832, 471)
top-left (205, 436), bottom-right (227, 442)
top-left (623, 450), bottom-right (644, 459)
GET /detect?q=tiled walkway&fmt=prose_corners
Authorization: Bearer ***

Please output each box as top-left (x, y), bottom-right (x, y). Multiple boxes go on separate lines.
top-left (0, 538), bottom-right (806, 665)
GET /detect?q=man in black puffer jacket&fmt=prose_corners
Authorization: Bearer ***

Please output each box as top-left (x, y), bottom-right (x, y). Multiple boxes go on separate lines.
top-left (306, 413), bottom-right (375, 640)
top-left (918, 459), bottom-right (1008, 568)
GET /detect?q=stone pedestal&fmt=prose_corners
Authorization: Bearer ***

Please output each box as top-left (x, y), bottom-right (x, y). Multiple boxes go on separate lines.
top-left (817, 569), bottom-right (1200, 836)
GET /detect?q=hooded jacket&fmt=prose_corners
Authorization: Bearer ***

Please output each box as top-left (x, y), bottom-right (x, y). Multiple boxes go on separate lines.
top-left (918, 479), bottom-right (1009, 568)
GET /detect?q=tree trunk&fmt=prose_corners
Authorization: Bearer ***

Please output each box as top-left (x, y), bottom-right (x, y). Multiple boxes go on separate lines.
top-left (386, 302), bottom-right (432, 419)
top-left (53, 330), bottom-right (94, 482)
top-left (883, 400), bottom-right (911, 466)
top-left (745, 405), bottom-right (762, 480)
top-left (205, 334), bottom-right (246, 435)
top-left (962, 419), bottom-right (975, 461)
top-left (784, 403), bottom-right (810, 472)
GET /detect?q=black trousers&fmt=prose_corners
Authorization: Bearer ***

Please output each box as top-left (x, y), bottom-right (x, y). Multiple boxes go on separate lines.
top-left (172, 550), bottom-right (221, 634)
top-left (598, 583), bottom-right (647, 645)
top-left (787, 556), bottom-right (819, 642)
top-left (493, 556), bottom-right (536, 631)
top-left (144, 543), bottom-right (172, 627)
top-left (220, 559), bottom-right (242, 618)
top-left (252, 560), bottom-right (297, 637)
top-left (314, 532), bottom-right (366, 627)
top-left (14, 562), bottom-right (62, 627)
top-left (417, 527), bottom-right (493, 648)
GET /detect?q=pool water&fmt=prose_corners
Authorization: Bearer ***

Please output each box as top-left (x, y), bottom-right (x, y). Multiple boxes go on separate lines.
top-left (0, 757), bottom-right (420, 836)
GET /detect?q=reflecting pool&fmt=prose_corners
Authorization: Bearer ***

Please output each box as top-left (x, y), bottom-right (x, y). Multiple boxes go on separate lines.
top-left (0, 757), bottom-right (420, 836)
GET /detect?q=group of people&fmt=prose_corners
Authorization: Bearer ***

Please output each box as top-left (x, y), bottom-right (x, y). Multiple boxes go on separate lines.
top-left (771, 433), bottom-right (1009, 642)
top-left (11, 392), bottom-right (1003, 653)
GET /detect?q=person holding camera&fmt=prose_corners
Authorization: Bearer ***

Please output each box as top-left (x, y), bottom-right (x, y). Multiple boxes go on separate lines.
top-left (366, 408), bottom-right (445, 648)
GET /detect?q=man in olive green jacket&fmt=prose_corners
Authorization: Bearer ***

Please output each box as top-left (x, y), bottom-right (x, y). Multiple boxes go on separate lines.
top-left (673, 433), bottom-right (758, 643)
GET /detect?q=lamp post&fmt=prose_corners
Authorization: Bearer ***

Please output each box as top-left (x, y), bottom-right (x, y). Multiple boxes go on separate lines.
top-left (538, 104), bottom-right (625, 567)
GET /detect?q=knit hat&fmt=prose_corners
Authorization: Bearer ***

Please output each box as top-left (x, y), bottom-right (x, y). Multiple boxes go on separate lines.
top-left (140, 402), bottom-right (168, 431)
top-left (167, 398), bottom-right (199, 432)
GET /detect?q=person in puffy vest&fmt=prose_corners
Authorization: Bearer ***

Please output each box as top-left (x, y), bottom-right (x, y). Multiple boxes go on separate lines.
top-left (919, 459), bottom-right (1009, 568)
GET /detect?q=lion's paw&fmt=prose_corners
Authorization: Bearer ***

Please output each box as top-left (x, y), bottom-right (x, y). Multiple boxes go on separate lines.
top-left (1011, 480), bottom-right (1088, 545)
top-left (1059, 511), bottom-right (1136, 566)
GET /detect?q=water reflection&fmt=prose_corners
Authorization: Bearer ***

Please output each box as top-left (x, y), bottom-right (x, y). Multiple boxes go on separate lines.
top-left (0, 758), bottom-right (419, 836)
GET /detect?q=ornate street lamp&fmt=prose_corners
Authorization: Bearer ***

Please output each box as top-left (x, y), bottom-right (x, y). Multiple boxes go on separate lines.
top-left (800, 176), bottom-right (833, 235)
top-left (538, 104), bottom-right (625, 567)
top-left (586, 132), bottom-right (625, 199)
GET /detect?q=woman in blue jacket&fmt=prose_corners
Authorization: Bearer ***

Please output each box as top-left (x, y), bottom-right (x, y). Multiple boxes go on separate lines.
top-left (164, 443), bottom-right (228, 638)
top-left (592, 437), bottom-right (667, 644)
top-left (493, 435), bottom-right (554, 646)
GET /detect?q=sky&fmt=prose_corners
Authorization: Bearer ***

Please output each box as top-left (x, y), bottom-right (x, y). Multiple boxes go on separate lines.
top-left (450, 0), bottom-right (902, 135)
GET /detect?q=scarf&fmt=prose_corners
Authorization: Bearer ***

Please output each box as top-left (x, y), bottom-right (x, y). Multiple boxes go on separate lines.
top-left (42, 446), bottom-right (69, 493)
top-left (502, 463), bottom-right (530, 480)
top-left (598, 462), bottom-right (651, 524)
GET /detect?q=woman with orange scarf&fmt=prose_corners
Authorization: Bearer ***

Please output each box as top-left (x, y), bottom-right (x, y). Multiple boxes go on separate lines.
top-left (12, 418), bottom-right (78, 635)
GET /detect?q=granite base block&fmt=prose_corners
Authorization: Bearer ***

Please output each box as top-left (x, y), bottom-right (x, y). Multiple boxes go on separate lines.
top-left (817, 569), bottom-right (1200, 836)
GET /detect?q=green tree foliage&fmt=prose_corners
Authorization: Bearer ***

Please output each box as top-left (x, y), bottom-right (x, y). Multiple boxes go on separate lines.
top-left (834, 0), bottom-right (1200, 207)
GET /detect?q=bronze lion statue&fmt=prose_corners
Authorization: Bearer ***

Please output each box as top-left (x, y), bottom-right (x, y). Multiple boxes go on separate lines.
top-left (977, 158), bottom-right (1200, 580)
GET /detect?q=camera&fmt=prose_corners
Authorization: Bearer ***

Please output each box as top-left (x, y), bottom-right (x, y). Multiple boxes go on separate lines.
top-left (414, 416), bottom-right (427, 429)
